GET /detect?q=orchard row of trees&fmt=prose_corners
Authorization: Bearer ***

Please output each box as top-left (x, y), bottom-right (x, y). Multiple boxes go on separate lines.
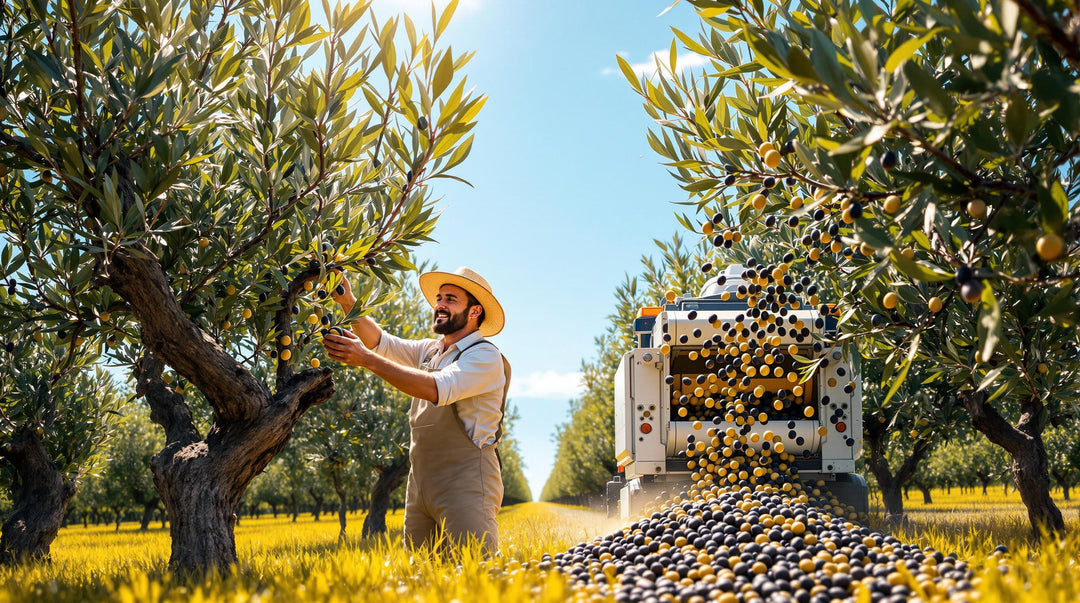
top-left (0, 0), bottom-right (500, 573)
top-left (61, 385), bottom-right (532, 540)
top-left (2, 255), bottom-right (530, 552)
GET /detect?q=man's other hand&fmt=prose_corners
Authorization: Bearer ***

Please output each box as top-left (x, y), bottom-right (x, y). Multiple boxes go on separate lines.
top-left (323, 329), bottom-right (373, 367)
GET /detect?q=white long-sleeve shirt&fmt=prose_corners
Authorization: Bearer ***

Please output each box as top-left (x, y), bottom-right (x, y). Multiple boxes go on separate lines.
top-left (376, 329), bottom-right (506, 448)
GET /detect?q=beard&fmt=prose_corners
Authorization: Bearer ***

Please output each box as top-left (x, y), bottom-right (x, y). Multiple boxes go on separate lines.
top-left (432, 307), bottom-right (469, 334)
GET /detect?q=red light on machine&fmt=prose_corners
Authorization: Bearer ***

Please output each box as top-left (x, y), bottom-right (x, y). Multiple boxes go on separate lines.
top-left (637, 306), bottom-right (663, 318)
top-left (836, 422), bottom-right (847, 433)
top-left (640, 423), bottom-right (652, 434)
top-left (618, 465), bottom-right (624, 473)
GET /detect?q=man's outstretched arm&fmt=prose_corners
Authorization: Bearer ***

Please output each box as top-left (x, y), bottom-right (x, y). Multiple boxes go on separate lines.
top-left (323, 331), bottom-right (438, 402)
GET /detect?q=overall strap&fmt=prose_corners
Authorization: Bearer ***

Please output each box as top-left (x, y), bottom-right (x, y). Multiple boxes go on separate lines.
top-left (451, 340), bottom-right (512, 450)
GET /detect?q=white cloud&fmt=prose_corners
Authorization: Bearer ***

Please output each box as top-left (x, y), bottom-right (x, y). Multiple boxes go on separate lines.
top-left (601, 50), bottom-right (711, 79)
top-left (508, 370), bottom-right (584, 400)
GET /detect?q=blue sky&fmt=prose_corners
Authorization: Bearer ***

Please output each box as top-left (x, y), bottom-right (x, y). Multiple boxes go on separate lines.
top-left (368, 0), bottom-right (705, 498)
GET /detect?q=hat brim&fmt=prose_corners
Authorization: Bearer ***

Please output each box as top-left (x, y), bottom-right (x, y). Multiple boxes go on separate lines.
top-left (418, 271), bottom-right (505, 337)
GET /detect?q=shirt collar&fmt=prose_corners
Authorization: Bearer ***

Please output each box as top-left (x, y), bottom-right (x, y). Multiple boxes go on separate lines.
top-left (444, 329), bottom-right (484, 354)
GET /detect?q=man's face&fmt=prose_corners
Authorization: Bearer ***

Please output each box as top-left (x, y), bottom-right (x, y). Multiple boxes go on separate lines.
top-left (432, 284), bottom-right (477, 335)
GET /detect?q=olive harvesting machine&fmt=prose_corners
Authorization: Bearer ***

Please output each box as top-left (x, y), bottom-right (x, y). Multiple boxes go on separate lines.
top-left (608, 265), bottom-right (868, 519)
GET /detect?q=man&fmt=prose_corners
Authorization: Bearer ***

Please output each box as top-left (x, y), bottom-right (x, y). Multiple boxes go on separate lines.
top-left (322, 266), bottom-right (509, 555)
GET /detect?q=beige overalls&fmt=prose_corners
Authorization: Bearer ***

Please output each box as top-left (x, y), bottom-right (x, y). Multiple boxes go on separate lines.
top-left (405, 340), bottom-right (510, 555)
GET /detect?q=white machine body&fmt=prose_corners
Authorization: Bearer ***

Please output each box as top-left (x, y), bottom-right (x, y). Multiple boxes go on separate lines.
top-left (610, 266), bottom-right (865, 518)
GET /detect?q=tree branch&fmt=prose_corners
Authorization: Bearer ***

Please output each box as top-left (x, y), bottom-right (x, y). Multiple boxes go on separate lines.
top-left (109, 245), bottom-right (269, 423)
top-left (1012, 0), bottom-right (1080, 71)
top-left (134, 351), bottom-right (200, 448)
top-left (274, 263), bottom-right (321, 390)
top-left (959, 389), bottom-right (1027, 456)
top-left (0, 131), bottom-right (48, 165)
top-left (271, 366), bottom-right (334, 415)
top-left (895, 438), bottom-right (932, 484)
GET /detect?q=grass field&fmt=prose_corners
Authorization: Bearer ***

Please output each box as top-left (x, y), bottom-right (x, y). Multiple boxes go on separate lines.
top-left (0, 491), bottom-right (1077, 601)
top-left (868, 487), bottom-right (1080, 555)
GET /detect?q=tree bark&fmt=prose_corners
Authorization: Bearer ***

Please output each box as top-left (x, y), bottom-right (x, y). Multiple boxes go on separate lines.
top-left (959, 390), bottom-right (1065, 540)
top-left (362, 453), bottom-right (409, 538)
top-left (140, 503), bottom-right (157, 531)
top-left (290, 493), bottom-right (299, 523)
top-left (0, 427), bottom-right (78, 564)
top-left (309, 489), bottom-right (324, 521)
top-left (134, 350), bottom-right (334, 574)
top-left (880, 481), bottom-right (904, 523)
top-left (917, 484), bottom-right (933, 504)
top-left (865, 421), bottom-right (931, 525)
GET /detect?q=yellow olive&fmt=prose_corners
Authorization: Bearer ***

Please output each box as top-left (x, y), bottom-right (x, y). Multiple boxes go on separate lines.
top-left (1036, 233), bottom-right (1064, 261)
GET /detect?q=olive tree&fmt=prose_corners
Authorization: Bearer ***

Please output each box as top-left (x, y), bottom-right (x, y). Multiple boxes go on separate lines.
top-left (631, 0), bottom-right (1079, 539)
top-left (327, 269), bottom-right (425, 538)
top-left (299, 378), bottom-right (374, 541)
top-left (862, 359), bottom-right (965, 522)
top-left (0, 305), bottom-right (121, 560)
top-left (0, 0), bottom-right (482, 571)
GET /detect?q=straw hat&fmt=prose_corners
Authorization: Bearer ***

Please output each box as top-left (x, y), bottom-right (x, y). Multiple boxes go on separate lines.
top-left (418, 267), bottom-right (505, 337)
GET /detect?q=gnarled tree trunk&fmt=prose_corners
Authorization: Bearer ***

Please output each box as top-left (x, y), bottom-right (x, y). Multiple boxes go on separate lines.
top-left (117, 247), bottom-right (335, 574)
top-left (362, 453), bottom-right (409, 538)
top-left (866, 420), bottom-right (931, 525)
top-left (960, 390), bottom-right (1065, 541)
top-left (0, 427), bottom-right (78, 564)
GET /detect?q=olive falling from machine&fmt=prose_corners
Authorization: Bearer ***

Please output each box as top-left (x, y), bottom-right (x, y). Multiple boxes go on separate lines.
top-left (609, 265), bottom-right (867, 519)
